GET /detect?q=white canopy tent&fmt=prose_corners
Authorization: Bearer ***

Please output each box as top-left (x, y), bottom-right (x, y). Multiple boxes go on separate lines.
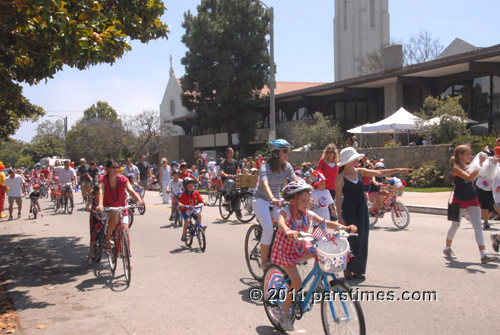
top-left (361, 107), bottom-right (423, 133)
top-left (346, 123), bottom-right (373, 147)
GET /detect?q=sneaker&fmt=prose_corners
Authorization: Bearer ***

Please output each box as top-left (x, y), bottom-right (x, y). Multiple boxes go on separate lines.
top-left (181, 233), bottom-right (187, 242)
top-left (483, 222), bottom-right (491, 230)
top-left (8, 215), bottom-right (13, 221)
top-left (278, 311), bottom-right (294, 332)
top-left (443, 248), bottom-right (456, 258)
top-left (169, 215), bottom-right (174, 221)
top-left (481, 253), bottom-right (499, 264)
top-left (491, 234), bottom-right (500, 253)
top-left (17, 212), bottom-right (21, 218)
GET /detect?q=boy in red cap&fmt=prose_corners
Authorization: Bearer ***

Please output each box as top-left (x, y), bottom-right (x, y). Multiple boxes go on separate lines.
top-left (310, 170), bottom-right (336, 221)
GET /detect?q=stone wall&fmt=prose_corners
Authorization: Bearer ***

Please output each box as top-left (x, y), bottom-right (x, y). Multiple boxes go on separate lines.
top-left (289, 144), bottom-right (454, 185)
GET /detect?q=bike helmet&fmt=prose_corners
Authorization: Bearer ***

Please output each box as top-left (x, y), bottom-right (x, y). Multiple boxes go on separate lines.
top-left (216, 158), bottom-right (223, 164)
top-left (33, 184), bottom-right (40, 189)
top-left (172, 169), bottom-right (180, 175)
top-left (53, 176), bottom-right (60, 181)
top-left (282, 179), bottom-right (312, 200)
top-left (172, 161), bottom-right (178, 166)
top-left (183, 176), bottom-right (195, 188)
top-left (374, 162), bottom-right (385, 169)
top-left (180, 162), bottom-right (188, 168)
top-left (269, 139), bottom-right (292, 152)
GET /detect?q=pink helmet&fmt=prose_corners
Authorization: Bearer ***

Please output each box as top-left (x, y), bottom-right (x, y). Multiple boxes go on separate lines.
top-left (53, 176), bottom-right (60, 181)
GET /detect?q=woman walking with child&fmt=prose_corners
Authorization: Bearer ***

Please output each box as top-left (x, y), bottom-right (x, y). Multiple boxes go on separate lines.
top-left (335, 147), bottom-right (410, 280)
top-left (444, 144), bottom-right (498, 264)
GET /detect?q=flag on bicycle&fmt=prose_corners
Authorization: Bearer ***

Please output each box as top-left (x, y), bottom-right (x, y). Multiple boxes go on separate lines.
top-left (312, 219), bottom-right (329, 241)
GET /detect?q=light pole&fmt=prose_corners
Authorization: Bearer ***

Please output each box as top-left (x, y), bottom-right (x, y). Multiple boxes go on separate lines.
top-left (257, 1), bottom-right (276, 142)
top-left (48, 115), bottom-right (68, 158)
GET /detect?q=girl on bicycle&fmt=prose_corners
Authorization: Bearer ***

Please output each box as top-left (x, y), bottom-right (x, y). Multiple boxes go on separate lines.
top-left (271, 180), bottom-right (357, 332)
top-left (444, 145), bottom-right (498, 264)
top-left (252, 139), bottom-right (297, 271)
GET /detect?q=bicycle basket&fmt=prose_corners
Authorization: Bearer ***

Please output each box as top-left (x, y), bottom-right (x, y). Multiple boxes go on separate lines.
top-left (316, 239), bottom-right (350, 274)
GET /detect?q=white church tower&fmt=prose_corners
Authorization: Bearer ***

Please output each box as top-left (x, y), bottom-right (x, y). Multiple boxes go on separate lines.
top-left (334, 0), bottom-right (390, 81)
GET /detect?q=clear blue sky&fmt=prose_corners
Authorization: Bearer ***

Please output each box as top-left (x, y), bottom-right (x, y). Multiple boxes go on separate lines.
top-left (13, 0), bottom-right (500, 142)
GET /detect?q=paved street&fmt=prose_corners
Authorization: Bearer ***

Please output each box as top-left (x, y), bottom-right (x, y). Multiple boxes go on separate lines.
top-left (0, 191), bottom-right (499, 335)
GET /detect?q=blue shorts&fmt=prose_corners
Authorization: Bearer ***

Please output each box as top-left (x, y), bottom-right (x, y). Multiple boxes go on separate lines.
top-left (182, 212), bottom-right (199, 221)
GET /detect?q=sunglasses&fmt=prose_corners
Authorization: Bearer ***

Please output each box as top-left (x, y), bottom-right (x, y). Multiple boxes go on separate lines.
top-left (326, 151), bottom-right (336, 154)
top-left (111, 166), bottom-right (120, 169)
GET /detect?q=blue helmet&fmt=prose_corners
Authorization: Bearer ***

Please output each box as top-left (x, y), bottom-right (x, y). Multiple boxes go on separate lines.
top-left (269, 139), bottom-right (292, 152)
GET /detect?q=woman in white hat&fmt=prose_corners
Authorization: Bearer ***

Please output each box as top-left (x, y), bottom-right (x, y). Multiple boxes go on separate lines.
top-left (335, 147), bottom-right (410, 280)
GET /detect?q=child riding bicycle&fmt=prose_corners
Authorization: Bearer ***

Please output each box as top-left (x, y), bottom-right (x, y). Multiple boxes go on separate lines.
top-left (29, 184), bottom-right (42, 214)
top-left (270, 180), bottom-right (356, 332)
top-left (179, 177), bottom-right (207, 242)
top-left (168, 169), bottom-right (183, 221)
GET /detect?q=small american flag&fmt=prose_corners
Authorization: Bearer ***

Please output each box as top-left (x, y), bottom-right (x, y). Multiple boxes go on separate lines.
top-left (312, 219), bottom-right (329, 241)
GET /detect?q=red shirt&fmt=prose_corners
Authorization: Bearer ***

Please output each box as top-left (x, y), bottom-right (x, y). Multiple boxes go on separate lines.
top-left (180, 171), bottom-right (196, 180)
top-left (100, 174), bottom-right (128, 207)
top-left (178, 190), bottom-right (204, 212)
top-left (40, 169), bottom-right (50, 179)
top-left (317, 158), bottom-right (338, 191)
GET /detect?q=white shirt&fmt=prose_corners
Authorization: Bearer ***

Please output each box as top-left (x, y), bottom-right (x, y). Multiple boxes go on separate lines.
top-left (476, 176), bottom-right (493, 191)
top-left (168, 179), bottom-right (183, 195)
top-left (311, 189), bottom-right (334, 220)
top-left (54, 166), bottom-right (76, 185)
top-left (122, 165), bottom-right (140, 180)
top-left (492, 174), bottom-right (500, 203)
top-left (4, 174), bottom-right (24, 197)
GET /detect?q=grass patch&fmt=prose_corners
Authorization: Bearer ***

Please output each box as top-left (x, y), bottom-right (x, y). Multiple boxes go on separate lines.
top-left (404, 186), bottom-right (453, 192)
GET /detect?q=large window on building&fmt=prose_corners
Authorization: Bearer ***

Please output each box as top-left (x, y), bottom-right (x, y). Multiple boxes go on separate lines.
top-left (493, 76), bottom-right (500, 130)
top-left (472, 76), bottom-right (491, 122)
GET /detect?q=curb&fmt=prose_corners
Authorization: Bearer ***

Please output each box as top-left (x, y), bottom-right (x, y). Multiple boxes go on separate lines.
top-left (406, 205), bottom-right (447, 216)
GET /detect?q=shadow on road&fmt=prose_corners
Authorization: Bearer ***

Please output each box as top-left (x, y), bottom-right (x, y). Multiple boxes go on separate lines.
top-left (256, 325), bottom-right (286, 334)
top-left (444, 258), bottom-right (498, 273)
top-left (0, 233), bottom-right (92, 311)
top-left (239, 277), bottom-right (263, 306)
top-left (169, 245), bottom-right (204, 254)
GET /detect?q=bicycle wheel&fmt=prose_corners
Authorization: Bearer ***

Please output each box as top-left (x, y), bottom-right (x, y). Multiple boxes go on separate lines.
top-left (244, 224), bottom-right (263, 280)
top-left (262, 264), bottom-right (292, 332)
top-left (196, 226), bottom-right (206, 252)
top-left (128, 211), bottom-right (134, 230)
top-left (67, 196), bottom-right (74, 214)
top-left (185, 225), bottom-right (194, 247)
top-left (208, 189), bottom-right (217, 205)
top-left (236, 193), bottom-right (256, 223)
top-left (391, 201), bottom-right (410, 229)
top-left (107, 236), bottom-right (117, 273)
top-left (138, 203), bottom-right (146, 215)
top-left (321, 279), bottom-right (366, 335)
top-left (93, 230), bottom-right (104, 263)
top-left (121, 231), bottom-right (132, 286)
top-left (219, 197), bottom-right (232, 220)
top-left (33, 207), bottom-right (38, 219)
top-left (62, 196), bottom-right (67, 214)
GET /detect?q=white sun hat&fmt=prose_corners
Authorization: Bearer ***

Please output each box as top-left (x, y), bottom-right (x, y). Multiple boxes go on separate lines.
top-left (338, 147), bottom-right (365, 167)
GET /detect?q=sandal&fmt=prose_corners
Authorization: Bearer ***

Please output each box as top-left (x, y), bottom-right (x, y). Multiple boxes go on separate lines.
top-left (343, 270), bottom-right (354, 279)
top-left (352, 273), bottom-right (366, 280)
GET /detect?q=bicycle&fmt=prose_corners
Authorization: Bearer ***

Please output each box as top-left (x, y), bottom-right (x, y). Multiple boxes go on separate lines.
top-left (368, 187), bottom-right (409, 229)
top-left (102, 205), bottom-right (135, 287)
top-left (55, 183), bottom-right (74, 214)
top-left (182, 204), bottom-right (206, 252)
top-left (262, 230), bottom-right (366, 334)
top-left (219, 187), bottom-right (255, 223)
top-left (30, 197), bottom-right (40, 219)
top-left (89, 209), bottom-right (108, 264)
top-left (245, 201), bottom-right (313, 281)
top-left (171, 192), bottom-right (184, 228)
top-left (207, 179), bottom-right (223, 205)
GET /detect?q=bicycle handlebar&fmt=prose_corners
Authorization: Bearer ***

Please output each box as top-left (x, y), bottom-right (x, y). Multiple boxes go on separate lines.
top-left (102, 205), bottom-right (137, 212)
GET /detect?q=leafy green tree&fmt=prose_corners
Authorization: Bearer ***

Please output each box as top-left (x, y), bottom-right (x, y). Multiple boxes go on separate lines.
top-left (24, 136), bottom-right (64, 163)
top-left (292, 112), bottom-right (344, 150)
top-left (180, 0), bottom-right (270, 155)
top-left (66, 118), bottom-right (127, 163)
top-left (0, 0), bottom-right (169, 139)
top-left (0, 140), bottom-right (29, 167)
top-left (32, 120), bottom-right (65, 142)
top-left (416, 95), bottom-right (469, 144)
top-left (81, 101), bottom-right (120, 123)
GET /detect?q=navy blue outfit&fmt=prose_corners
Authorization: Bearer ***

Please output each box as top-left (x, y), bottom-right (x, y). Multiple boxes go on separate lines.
top-left (341, 172), bottom-right (369, 274)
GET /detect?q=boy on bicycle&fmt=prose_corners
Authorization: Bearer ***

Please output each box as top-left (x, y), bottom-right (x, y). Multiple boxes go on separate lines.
top-left (29, 184), bottom-right (42, 214)
top-left (168, 169), bottom-right (183, 221)
top-left (179, 177), bottom-right (207, 242)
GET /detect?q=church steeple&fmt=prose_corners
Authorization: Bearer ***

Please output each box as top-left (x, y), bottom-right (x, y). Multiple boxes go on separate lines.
top-left (169, 55), bottom-right (174, 77)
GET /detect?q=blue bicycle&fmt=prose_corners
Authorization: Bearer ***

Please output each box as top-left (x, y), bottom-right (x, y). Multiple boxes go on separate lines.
top-left (182, 205), bottom-right (206, 252)
top-left (262, 230), bottom-right (366, 334)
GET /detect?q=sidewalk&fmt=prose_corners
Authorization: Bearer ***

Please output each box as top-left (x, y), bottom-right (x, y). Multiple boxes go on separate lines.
top-left (399, 191), bottom-right (449, 215)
